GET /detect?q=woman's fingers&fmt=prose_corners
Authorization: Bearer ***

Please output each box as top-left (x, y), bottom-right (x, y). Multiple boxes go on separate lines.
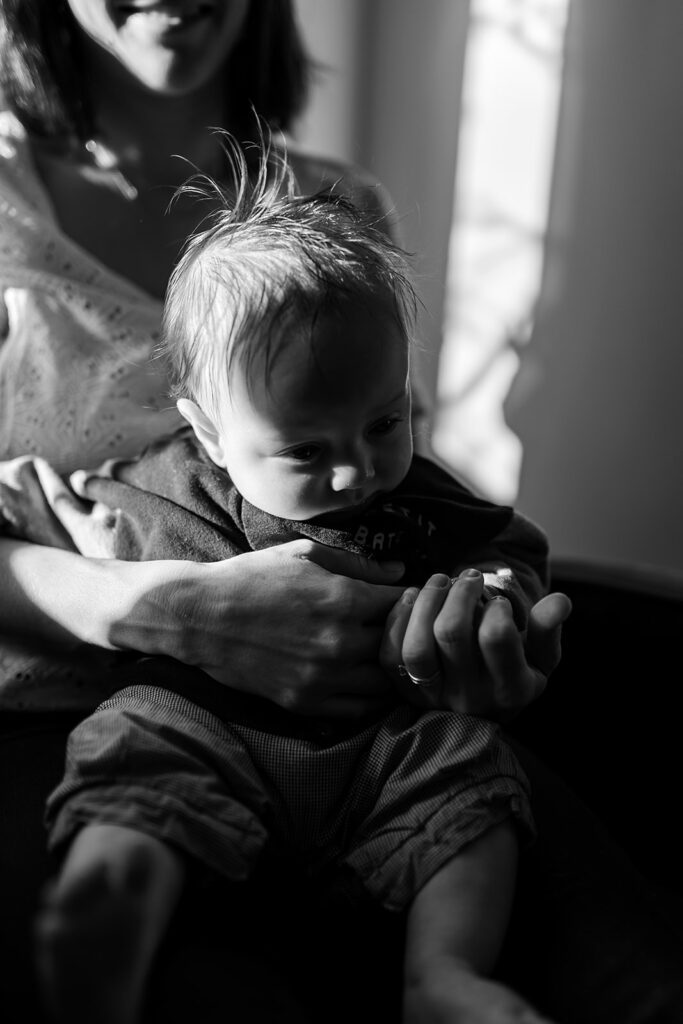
top-left (477, 596), bottom-right (544, 713)
top-left (380, 570), bottom-right (487, 707)
top-left (526, 591), bottom-right (572, 677)
top-left (379, 586), bottom-right (419, 677)
top-left (477, 591), bottom-right (572, 711)
top-left (297, 539), bottom-right (405, 587)
top-left (433, 569), bottom-right (485, 640)
top-left (432, 569), bottom-right (484, 673)
top-left (416, 568), bottom-right (487, 712)
top-left (379, 572), bottom-right (572, 720)
top-left (401, 573), bottom-right (453, 681)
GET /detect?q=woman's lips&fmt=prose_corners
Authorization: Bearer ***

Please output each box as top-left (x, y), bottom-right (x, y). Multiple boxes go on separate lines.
top-left (117, 2), bottom-right (213, 12)
top-left (116, 3), bottom-right (214, 31)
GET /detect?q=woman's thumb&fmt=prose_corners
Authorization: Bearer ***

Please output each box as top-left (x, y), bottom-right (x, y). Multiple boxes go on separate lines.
top-left (301, 542), bottom-right (405, 583)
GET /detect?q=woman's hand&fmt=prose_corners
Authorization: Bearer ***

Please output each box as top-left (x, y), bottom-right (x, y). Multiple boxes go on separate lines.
top-left (107, 540), bottom-right (406, 719)
top-left (380, 569), bottom-right (572, 720)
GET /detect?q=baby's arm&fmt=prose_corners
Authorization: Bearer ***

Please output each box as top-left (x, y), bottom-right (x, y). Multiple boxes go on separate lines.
top-left (403, 822), bottom-right (552, 1024)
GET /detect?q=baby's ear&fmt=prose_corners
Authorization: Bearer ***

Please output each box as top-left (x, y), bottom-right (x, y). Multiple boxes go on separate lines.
top-left (176, 398), bottom-right (227, 468)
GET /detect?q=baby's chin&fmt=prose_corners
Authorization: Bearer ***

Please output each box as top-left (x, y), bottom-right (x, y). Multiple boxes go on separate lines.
top-left (255, 494), bottom-right (381, 524)
top-left (306, 495), bottom-right (383, 525)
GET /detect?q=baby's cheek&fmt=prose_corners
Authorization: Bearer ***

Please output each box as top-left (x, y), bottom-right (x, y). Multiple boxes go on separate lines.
top-left (280, 476), bottom-right (322, 519)
top-left (226, 460), bottom-right (276, 512)
top-left (384, 443), bottom-right (413, 490)
top-left (248, 471), bottom-right (318, 520)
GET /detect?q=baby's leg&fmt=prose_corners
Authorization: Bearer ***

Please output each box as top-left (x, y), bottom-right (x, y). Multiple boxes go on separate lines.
top-left (403, 821), bottom-right (554, 1023)
top-left (35, 822), bottom-right (184, 1024)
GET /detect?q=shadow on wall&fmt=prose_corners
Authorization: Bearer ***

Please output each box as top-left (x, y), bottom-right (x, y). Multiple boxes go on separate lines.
top-left (430, 0), bottom-right (570, 507)
top-left (506, 0), bottom-right (683, 574)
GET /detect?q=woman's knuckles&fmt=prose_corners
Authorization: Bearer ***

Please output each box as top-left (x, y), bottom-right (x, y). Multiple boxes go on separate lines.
top-left (433, 618), bottom-right (471, 647)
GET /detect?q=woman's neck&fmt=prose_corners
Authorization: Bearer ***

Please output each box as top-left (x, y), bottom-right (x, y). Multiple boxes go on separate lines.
top-left (29, 70), bottom-right (241, 299)
top-left (88, 79), bottom-right (233, 190)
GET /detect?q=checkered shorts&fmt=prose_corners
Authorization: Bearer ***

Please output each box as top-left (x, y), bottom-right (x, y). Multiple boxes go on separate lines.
top-left (45, 684), bottom-right (534, 911)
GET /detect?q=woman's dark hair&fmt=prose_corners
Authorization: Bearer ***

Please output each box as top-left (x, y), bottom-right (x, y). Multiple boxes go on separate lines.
top-left (0, 0), bottom-right (311, 141)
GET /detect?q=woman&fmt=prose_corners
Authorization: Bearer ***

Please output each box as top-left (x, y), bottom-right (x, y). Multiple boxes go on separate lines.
top-left (0, 0), bottom-right (559, 718)
top-left (0, 3), bottom-right (673, 1023)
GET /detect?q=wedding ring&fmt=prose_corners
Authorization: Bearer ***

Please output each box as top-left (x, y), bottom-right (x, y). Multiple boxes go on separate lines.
top-left (406, 668), bottom-right (441, 687)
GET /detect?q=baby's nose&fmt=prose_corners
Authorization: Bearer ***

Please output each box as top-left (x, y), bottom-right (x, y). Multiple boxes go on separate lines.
top-left (331, 458), bottom-right (375, 492)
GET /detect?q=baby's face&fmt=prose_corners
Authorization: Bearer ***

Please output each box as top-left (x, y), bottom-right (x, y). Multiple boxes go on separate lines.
top-left (209, 296), bottom-right (413, 520)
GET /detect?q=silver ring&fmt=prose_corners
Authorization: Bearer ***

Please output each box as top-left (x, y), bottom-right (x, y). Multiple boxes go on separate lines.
top-left (406, 667), bottom-right (441, 687)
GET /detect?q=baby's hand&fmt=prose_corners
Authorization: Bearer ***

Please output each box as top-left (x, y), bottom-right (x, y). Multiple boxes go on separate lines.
top-left (380, 569), bottom-right (571, 719)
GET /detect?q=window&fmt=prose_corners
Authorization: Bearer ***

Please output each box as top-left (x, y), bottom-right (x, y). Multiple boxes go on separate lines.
top-left (432, 0), bottom-right (571, 502)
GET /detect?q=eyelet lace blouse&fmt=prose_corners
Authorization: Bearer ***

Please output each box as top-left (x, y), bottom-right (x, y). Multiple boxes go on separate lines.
top-left (0, 110), bottom-right (183, 474)
top-left (0, 110), bottom-right (184, 709)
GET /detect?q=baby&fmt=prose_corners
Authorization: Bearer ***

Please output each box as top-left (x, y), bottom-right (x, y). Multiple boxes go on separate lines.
top-left (0, 141), bottom-right (557, 1023)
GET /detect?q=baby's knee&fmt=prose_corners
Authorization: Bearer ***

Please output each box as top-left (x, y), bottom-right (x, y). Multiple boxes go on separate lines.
top-left (59, 822), bottom-right (182, 896)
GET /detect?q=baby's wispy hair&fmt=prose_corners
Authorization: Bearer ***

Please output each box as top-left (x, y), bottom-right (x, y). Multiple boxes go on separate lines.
top-left (162, 128), bottom-right (418, 416)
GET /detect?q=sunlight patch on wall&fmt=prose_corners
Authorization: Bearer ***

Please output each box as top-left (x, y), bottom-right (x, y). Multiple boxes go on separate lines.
top-left (431, 0), bottom-right (570, 502)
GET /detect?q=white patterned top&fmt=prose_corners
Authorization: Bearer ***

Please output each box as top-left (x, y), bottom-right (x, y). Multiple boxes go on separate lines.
top-left (0, 111), bottom-right (183, 473)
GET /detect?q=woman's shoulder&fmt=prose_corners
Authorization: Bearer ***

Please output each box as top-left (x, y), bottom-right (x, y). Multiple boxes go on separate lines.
top-left (0, 110), bottom-right (25, 189)
top-left (284, 142), bottom-right (398, 234)
top-left (0, 109), bottom-right (49, 211)
top-left (0, 108), bottom-right (26, 154)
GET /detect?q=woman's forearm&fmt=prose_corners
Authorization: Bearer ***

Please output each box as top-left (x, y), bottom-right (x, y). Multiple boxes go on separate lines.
top-left (1, 537), bottom-right (404, 716)
top-left (0, 538), bottom-right (177, 652)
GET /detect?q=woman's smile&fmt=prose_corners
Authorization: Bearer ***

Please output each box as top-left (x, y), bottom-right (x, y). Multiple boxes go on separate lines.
top-left (115, 2), bottom-right (217, 40)
top-left (67, 0), bottom-right (249, 95)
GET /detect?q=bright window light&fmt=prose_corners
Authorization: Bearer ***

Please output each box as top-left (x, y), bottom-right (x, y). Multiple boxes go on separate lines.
top-left (432, 0), bottom-right (571, 502)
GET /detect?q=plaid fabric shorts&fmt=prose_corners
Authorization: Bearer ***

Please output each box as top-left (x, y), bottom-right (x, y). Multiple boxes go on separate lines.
top-left (45, 683), bottom-right (534, 911)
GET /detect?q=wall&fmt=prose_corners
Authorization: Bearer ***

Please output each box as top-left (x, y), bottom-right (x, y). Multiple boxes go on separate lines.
top-left (293, 0), bottom-right (363, 164)
top-left (293, 0), bottom-right (471, 418)
top-left (507, 0), bottom-right (683, 574)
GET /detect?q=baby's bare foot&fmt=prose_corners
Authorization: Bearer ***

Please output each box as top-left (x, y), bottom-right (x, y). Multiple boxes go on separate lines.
top-left (404, 963), bottom-right (556, 1024)
top-left (35, 849), bottom-right (155, 1024)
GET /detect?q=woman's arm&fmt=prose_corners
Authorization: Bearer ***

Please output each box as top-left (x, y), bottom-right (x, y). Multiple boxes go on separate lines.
top-left (0, 454), bottom-right (563, 721)
top-left (0, 537), bottom-right (405, 717)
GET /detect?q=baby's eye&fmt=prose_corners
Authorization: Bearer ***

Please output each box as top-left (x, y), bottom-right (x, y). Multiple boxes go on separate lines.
top-left (369, 416), bottom-right (401, 437)
top-left (286, 444), bottom-right (322, 462)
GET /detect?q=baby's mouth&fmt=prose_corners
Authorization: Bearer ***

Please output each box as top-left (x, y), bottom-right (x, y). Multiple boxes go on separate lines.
top-left (312, 493), bottom-right (382, 525)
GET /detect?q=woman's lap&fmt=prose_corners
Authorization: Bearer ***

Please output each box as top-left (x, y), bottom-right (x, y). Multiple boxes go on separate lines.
top-left (2, 713), bottom-right (683, 1024)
